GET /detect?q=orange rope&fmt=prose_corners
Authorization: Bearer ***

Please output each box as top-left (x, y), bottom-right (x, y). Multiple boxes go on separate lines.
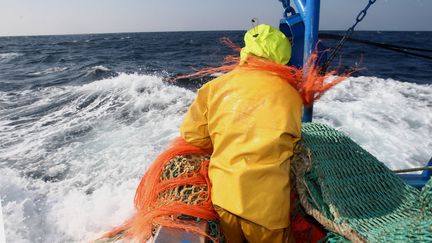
top-left (177, 38), bottom-right (349, 106)
top-left (98, 138), bottom-right (217, 242)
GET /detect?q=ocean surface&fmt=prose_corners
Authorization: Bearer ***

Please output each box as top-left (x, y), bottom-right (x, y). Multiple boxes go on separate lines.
top-left (0, 31), bottom-right (431, 242)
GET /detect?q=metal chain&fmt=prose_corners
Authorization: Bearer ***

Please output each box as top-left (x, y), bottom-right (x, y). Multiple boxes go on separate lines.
top-left (279, 0), bottom-right (289, 9)
top-left (279, 0), bottom-right (296, 18)
top-left (321, 0), bottom-right (377, 72)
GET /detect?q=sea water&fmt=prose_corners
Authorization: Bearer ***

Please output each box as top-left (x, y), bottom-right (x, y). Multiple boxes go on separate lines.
top-left (0, 31), bottom-right (431, 242)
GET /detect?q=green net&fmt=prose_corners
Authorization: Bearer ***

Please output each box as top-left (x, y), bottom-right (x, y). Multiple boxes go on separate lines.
top-left (420, 178), bottom-right (432, 218)
top-left (293, 123), bottom-right (432, 242)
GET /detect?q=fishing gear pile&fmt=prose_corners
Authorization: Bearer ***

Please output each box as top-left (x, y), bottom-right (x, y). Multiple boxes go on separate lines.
top-left (292, 123), bottom-right (432, 242)
top-left (98, 138), bottom-right (219, 242)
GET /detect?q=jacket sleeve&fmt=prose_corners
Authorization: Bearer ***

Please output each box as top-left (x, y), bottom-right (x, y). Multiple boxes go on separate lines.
top-left (180, 85), bottom-right (213, 149)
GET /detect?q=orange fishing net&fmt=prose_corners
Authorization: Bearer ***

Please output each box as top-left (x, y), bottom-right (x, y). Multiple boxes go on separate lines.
top-left (177, 38), bottom-right (348, 106)
top-left (98, 138), bottom-right (217, 242)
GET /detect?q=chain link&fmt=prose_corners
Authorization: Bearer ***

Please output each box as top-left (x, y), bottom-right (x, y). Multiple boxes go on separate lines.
top-left (279, 0), bottom-right (296, 17)
top-left (279, 0), bottom-right (289, 9)
top-left (321, 0), bottom-right (377, 72)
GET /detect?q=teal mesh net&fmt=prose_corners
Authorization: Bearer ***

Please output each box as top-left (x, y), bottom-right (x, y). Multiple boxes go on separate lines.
top-left (293, 123), bottom-right (432, 242)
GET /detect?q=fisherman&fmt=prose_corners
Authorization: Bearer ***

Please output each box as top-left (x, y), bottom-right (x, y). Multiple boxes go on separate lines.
top-left (180, 24), bottom-right (299, 243)
top-left (179, 20), bottom-right (348, 241)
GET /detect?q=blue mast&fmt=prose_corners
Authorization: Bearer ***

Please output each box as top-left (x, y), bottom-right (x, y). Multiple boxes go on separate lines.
top-left (279, 0), bottom-right (321, 122)
top-left (302, 0), bottom-right (320, 122)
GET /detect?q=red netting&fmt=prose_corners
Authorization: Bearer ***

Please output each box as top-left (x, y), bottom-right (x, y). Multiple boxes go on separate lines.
top-left (98, 138), bottom-right (217, 242)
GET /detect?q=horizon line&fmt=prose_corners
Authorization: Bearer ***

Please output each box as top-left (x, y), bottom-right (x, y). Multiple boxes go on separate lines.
top-left (1, 29), bottom-right (431, 38)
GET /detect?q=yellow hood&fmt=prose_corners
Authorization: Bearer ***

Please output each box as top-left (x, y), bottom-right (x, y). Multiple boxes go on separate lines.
top-left (240, 24), bottom-right (292, 65)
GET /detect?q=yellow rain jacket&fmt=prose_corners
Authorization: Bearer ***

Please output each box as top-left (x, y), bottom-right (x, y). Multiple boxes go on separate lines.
top-left (181, 24), bottom-right (302, 230)
top-left (180, 67), bottom-right (302, 229)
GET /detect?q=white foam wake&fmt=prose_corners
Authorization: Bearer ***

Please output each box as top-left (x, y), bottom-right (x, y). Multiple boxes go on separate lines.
top-left (315, 76), bottom-right (431, 170)
top-left (0, 198), bottom-right (5, 243)
top-left (0, 73), bottom-right (195, 242)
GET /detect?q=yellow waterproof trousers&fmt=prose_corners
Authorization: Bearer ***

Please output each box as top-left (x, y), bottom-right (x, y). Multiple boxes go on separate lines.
top-left (214, 206), bottom-right (295, 243)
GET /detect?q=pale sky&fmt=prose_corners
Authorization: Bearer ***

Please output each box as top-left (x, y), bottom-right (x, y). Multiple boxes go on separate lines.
top-left (0, 0), bottom-right (431, 36)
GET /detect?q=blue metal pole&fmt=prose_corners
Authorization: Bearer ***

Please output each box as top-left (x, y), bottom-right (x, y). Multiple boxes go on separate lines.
top-left (293, 0), bottom-right (306, 18)
top-left (302, 0), bottom-right (320, 122)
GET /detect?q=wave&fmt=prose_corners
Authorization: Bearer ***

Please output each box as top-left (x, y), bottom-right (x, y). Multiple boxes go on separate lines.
top-left (29, 67), bottom-right (68, 76)
top-left (315, 76), bottom-right (432, 170)
top-left (0, 74), bottom-right (431, 242)
top-left (0, 52), bottom-right (22, 63)
top-left (0, 73), bottom-right (194, 241)
top-left (84, 65), bottom-right (112, 77)
top-left (90, 65), bottom-right (111, 72)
